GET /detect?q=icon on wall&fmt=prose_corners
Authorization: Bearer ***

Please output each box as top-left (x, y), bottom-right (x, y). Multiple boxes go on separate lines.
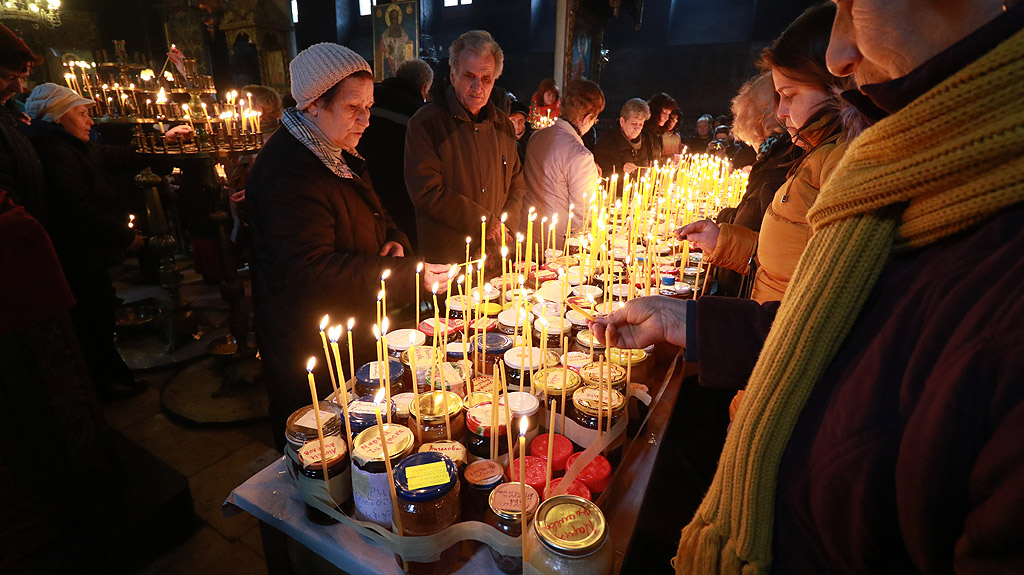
top-left (372, 1), bottom-right (419, 81)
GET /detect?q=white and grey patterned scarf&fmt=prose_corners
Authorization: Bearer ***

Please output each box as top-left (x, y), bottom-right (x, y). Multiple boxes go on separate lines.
top-left (280, 107), bottom-right (363, 180)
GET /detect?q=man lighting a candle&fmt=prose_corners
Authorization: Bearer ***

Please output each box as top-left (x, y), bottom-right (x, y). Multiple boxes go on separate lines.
top-left (590, 0), bottom-right (1024, 572)
top-left (246, 43), bottom-right (450, 450)
top-left (404, 30), bottom-right (525, 272)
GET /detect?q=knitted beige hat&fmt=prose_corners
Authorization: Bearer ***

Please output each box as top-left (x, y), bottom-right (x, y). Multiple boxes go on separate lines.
top-left (25, 83), bottom-right (95, 122)
top-left (290, 43), bottom-right (372, 110)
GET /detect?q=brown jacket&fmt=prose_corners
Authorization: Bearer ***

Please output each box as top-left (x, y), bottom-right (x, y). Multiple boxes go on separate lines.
top-left (404, 85), bottom-right (525, 262)
top-left (707, 139), bottom-right (847, 303)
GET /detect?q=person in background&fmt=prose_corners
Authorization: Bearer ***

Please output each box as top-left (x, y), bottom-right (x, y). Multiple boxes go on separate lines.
top-left (593, 97), bottom-right (655, 178)
top-left (644, 92), bottom-right (677, 160)
top-left (358, 58), bottom-right (434, 252)
top-left (23, 84), bottom-right (151, 400)
top-left (241, 84), bottom-right (283, 132)
top-left (661, 109), bottom-right (683, 159)
top-left (521, 79), bottom-right (604, 246)
top-left (0, 24), bottom-right (45, 222)
top-left (405, 30), bottom-right (524, 267)
top-left (682, 112), bottom-right (714, 155)
top-left (508, 99), bottom-right (530, 164)
top-left (246, 43), bottom-right (450, 448)
top-left (530, 78), bottom-right (560, 123)
top-left (714, 71), bottom-right (797, 298)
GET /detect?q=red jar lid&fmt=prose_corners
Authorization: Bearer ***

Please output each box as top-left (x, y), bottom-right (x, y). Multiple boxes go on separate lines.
top-left (508, 455), bottom-right (548, 496)
top-left (545, 477), bottom-right (591, 501)
top-left (417, 317), bottom-right (464, 338)
top-left (529, 433), bottom-right (574, 472)
top-left (565, 452), bottom-right (612, 494)
top-left (531, 269), bottom-right (557, 283)
top-left (512, 261), bottom-right (538, 274)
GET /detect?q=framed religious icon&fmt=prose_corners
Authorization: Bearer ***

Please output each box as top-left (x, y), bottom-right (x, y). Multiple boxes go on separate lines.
top-left (372, 1), bottom-right (419, 81)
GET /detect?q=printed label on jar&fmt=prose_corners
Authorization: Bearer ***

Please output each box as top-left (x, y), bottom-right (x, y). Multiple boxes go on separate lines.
top-left (298, 436), bottom-right (347, 468)
top-left (294, 409), bottom-right (339, 430)
top-left (352, 465), bottom-right (393, 526)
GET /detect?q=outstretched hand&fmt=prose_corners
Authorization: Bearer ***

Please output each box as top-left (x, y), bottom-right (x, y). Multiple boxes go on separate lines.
top-left (587, 295), bottom-right (688, 350)
top-left (675, 218), bottom-right (720, 254)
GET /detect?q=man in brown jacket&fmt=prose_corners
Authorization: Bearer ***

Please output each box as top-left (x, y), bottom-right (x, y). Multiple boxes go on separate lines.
top-left (404, 30), bottom-right (525, 263)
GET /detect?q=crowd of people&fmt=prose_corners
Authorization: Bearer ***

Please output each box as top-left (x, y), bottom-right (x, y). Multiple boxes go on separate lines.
top-left (1, 0), bottom-right (1021, 571)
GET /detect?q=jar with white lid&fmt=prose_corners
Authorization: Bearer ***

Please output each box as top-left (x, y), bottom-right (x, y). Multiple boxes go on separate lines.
top-left (499, 391), bottom-right (540, 446)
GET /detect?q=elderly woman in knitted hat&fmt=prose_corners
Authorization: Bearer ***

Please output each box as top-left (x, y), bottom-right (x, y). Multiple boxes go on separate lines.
top-left (23, 83), bottom-right (154, 399)
top-left (246, 43), bottom-right (452, 448)
top-left (593, 0), bottom-right (1024, 573)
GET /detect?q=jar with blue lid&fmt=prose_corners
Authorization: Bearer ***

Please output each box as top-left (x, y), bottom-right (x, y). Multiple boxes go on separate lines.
top-left (354, 359), bottom-right (407, 398)
top-left (347, 394), bottom-right (397, 438)
top-left (473, 332), bottom-right (514, 374)
top-left (393, 451), bottom-right (462, 573)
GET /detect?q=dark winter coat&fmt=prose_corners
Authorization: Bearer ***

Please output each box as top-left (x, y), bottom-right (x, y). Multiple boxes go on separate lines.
top-left (24, 120), bottom-right (139, 276)
top-left (358, 76), bottom-right (425, 252)
top-left (592, 126), bottom-right (655, 178)
top-left (404, 85), bottom-right (525, 263)
top-left (0, 101), bottom-right (46, 222)
top-left (246, 125), bottom-right (415, 446)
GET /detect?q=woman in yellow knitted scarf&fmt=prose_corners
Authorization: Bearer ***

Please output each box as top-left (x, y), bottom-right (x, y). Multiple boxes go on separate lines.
top-left (589, 1), bottom-right (1024, 573)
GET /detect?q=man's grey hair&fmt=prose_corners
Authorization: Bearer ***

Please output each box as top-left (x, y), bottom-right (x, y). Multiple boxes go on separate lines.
top-left (396, 58), bottom-right (434, 92)
top-left (449, 30), bottom-right (504, 77)
top-left (620, 98), bottom-right (651, 121)
top-left (697, 113), bottom-right (714, 125)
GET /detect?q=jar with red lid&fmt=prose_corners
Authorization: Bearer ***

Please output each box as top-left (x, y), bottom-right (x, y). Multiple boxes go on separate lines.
top-left (564, 452), bottom-right (612, 495)
top-left (417, 317), bottom-right (461, 347)
top-left (545, 477), bottom-right (591, 501)
top-left (530, 432), bottom-right (574, 476)
top-left (393, 451), bottom-right (462, 575)
top-left (466, 403), bottom-right (509, 465)
top-left (486, 482), bottom-right (540, 574)
top-left (508, 454), bottom-right (547, 497)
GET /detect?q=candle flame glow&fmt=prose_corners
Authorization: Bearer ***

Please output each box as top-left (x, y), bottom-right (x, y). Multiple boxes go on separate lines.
top-left (519, 415), bottom-right (529, 436)
top-left (381, 269), bottom-right (391, 281)
top-left (501, 212), bottom-right (508, 223)
top-left (320, 314), bottom-right (329, 331)
top-left (432, 282), bottom-right (439, 294)
top-left (306, 357), bottom-right (316, 372)
top-left (381, 317), bottom-right (389, 334)
top-left (328, 325), bottom-right (342, 342)
top-left (416, 262), bottom-right (423, 273)
top-left (347, 317), bottom-right (355, 330)
top-left (374, 387), bottom-right (386, 405)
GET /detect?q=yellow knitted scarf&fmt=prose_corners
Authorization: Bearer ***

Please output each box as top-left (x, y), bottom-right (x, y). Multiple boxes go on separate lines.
top-left (675, 27), bottom-right (1024, 575)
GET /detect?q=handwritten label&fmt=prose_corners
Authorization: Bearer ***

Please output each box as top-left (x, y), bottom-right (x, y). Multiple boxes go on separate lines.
top-left (404, 461), bottom-right (450, 490)
top-left (581, 362), bottom-right (625, 382)
top-left (348, 399), bottom-right (378, 415)
top-left (408, 345), bottom-right (436, 368)
top-left (294, 409), bottom-right (338, 430)
top-left (419, 440), bottom-right (467, 465)
top-left (353, 426), bottom-right (411, 461)
top-left (543, 503), bottom-right (598, 542)
top-left (562, 351), bottom-right (591, 367)
top-left (467, 404), bottom-right (508, 431)
top-left (464, 459), bottom-right (504, 485)
top-left (491, 482), bottom-right (539, 514)
top-left (298, 436), bottom-right (346, 468)
top-left (352, 465), bottom-right (393, 527)
top-left (573, 387), bottom-right (624, 410)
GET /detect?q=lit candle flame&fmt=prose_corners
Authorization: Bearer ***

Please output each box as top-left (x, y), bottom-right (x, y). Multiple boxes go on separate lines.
top-left (347, 317), bottom-right (355, 330)
top-left (328, 325), bottom-right (341, 342)
top-left (519, 415), bottom-right (529, 436)
top-left (320, 314), bottom-right (329, 332)
top-left (381, 269), bottom-right (391, 281)
top-left (432, 282), bottom-right (439, 295)
top-left (306, 357), bottom-right (316, 372)
top-left (381, 317), bottom-right (389, 334)
top-left (374, 387), bottom-right (386, 405)
top-left (416, 262), bottom-right (423, 273)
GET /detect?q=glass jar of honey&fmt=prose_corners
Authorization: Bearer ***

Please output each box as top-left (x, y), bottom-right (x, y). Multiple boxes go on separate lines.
top-left (567, 387), bottom-right (626, 455)
top-left (573, 330), bottom-right (606, 357)
top-left (393, 452), bottom-right (462, 575)
top-left (462, 458), bottom-right (505, 523)
top-left (466, 403), bottom-right (509, 465)
top-left (386, 329), bottom-right (425, 361)
top-left (408, 391), bottom-right (466, 446)
top-left (351, 424), bottom-right (415, 527)
top-left (578, 361), bottom-right (627, 395)
top-left (401, 346), bottom-right (441, 393)
top-left (500, 391), bottom-right (541, 446)
top-left (525, 495), bottom-right (612, 575)
top-left (472, 332), bottom-right (514, 375)
top-left (531, 367), bottom-right (583, 406)
top-left (346, 394), bottom-right (397, 438)
top-left (417, 439), bottom-right (467, 473)
top-left (486, 482), bottom-right (540, 574)
top-left (533, 317), bottom-right (572, 355)
top-left (502, 346), bottom-right (545, 391)
top-left (605, 348), bottom-right (651, 386)
top-left (291, 435), bottom-right (351, 524)
top-left (354, 359), bottom-right (406, 398)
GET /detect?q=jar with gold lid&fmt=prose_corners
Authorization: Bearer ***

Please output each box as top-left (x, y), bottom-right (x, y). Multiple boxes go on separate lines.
top-left (417, 439), bottom-right (467, 472)
top-left (578, 361), bottom-right (627, 395)
top-left (525, 495), bottom-right (613, 575)
top-left (291, 435), bottom-right (352, 524)
top-left (393, 451), bottom-right (462, 575)
top-left (531, 367), bottom-right (583, 405)
top-left (284, 402), bottom-right (343, 450)
top-left (408, 390), bottom-right (465, 446)
top-left (573, 330), bottom-right (606, 357)
top-left (486, 482), bottom-right (540, 574)
top-left (351, 424), bottom-right (415, 527)
top-left (566, 386), bottom-right (626, 457)
top-left (605, 347), bottom-right (651, 385)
